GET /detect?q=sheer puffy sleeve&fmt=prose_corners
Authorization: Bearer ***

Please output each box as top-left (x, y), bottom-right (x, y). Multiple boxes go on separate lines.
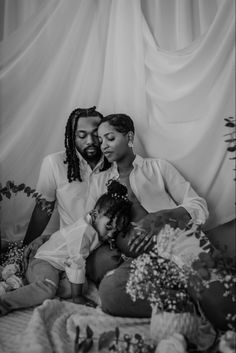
top-left (157, 159), bottom-right (209, 224)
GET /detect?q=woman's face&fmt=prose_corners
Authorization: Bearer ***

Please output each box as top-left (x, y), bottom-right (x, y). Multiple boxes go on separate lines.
top-left (98, 122), bottom-right (130, 163)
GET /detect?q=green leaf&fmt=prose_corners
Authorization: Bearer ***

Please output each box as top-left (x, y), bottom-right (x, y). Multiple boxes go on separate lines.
top-left (115, 326), bottom-right (120, 344)
top-left (225, 122), bottom-right (235, 128)
top-left (12, 186), bottom-right (19, 193)
top-left (4, 191), bottom-right (11, 199)
top-left (225, 138), bottom-right (236, 143)
top-left (134, 333), bottom-right (143, 341)
top-left (6, 181), bottom-right (14, 189)
top-left (86, 325), bottom-right (93, 339)
top-left (227, 146), bottom-right (236, 152)
top-left (224, 117), bottom-right (234, 122)
top-left (18, 183), bottom-right (25, 191)
top-left (98, 330), bottom-right (116, 350)
top-left (74, 326), bottom-right (80, 352)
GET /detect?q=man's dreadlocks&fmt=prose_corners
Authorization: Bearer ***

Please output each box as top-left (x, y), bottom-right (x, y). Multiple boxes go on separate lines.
top-left (64, 106), bottom-right (110, 182)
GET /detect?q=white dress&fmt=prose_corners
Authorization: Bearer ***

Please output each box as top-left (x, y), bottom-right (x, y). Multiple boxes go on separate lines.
top-left (35, 214), bottom-right (100, 283)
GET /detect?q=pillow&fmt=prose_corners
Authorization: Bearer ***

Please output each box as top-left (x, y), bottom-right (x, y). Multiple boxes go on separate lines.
top-left (99, 259), bottom-right (152, 317)
top-left (86, 244), bottom-right (123, 285)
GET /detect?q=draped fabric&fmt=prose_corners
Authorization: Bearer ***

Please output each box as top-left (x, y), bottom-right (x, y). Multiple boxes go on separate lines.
top-left (0, 0), bottom-right (235, 243)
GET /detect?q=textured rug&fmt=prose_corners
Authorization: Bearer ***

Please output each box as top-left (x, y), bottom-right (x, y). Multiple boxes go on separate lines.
top-left (0, 299), bottom-right (151, 353)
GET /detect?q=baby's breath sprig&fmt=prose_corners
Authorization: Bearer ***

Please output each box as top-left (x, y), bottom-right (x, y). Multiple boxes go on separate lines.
top-left (126, 243), bottom-right (194, 314)
top-left (0, 240), bottom-right (26, 277)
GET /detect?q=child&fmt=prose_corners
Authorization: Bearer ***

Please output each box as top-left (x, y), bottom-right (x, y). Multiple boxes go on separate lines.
top-left (0, 180), bottom-right (132, 315)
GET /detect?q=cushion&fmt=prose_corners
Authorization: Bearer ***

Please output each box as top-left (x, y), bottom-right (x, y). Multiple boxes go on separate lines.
top-left (99, 259), bottom-right (152, 317)
top-left (86, 244), bottom-right (123, 285)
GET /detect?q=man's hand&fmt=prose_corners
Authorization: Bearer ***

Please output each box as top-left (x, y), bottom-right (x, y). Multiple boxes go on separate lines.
top-left (22, 234), bottom-right (50, 271)
top-left (128, 207), bottom-right (191, 255)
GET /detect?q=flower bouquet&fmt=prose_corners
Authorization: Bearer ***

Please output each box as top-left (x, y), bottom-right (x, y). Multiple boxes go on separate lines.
top-left (126, 225), bottom-right (201, 345)
top-left (126, 223), bottom-right (218, 350)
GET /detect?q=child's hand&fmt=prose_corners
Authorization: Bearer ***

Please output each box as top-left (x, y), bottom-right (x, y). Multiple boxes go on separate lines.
top-left (73, 296), bottom-right (97, 308)
top-left (23, 236), bottom-right (46, 271)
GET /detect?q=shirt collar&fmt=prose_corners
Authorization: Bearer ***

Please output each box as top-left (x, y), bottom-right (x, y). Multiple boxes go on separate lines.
top-left (75, 149), bottom-right (105, 175)
top-left (109, 154), bottom-right (143, 177)
top-left (132, 154), bottom-right (143, 167)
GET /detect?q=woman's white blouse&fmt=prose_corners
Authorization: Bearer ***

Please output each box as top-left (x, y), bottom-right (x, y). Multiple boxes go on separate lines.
top-left (85, 155), bottom-right (209, 225)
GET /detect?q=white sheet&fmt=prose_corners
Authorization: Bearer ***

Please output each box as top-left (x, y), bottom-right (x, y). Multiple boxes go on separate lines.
top-left (0, 0), bottom-right (235, 244)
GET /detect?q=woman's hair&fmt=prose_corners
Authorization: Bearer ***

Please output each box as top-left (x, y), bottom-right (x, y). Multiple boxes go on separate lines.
top-left (100, 114), bottom-right (135, 135)
top-left (64, 106), bottom-right (110, 182)
top-left (94, 179), bottom-right (132, 239)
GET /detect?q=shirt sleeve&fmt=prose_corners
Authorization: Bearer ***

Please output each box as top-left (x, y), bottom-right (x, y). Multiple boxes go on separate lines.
top-left (158, 159), bottom-right (209, 225)
top-left (36, 155), bottom-right (57, 201)
top-left (62, 221), bottom-right (98, 284)
top-left (85, 173), bottom-right (104, 213)
top-left (65, 255), bottom-right (86, 284)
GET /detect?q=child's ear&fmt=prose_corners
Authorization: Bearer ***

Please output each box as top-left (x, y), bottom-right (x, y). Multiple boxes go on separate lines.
top-left (90, 209), bottom-right (97, 222)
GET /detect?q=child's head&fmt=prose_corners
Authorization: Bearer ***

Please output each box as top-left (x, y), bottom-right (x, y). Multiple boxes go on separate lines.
top-left (90, 179), bottom-right (132, 248)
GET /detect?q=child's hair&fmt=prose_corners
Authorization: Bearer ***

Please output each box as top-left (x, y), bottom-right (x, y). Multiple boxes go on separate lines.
top-left (94, 179), bottom-right (132, 240)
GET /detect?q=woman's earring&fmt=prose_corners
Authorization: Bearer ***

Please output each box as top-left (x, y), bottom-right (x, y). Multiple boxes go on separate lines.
top-left (128, 140), bottom-right (133, 148)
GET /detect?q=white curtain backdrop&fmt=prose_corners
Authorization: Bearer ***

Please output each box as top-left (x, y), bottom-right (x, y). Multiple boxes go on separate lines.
top-left (0, 0), bottom-right (235, 243)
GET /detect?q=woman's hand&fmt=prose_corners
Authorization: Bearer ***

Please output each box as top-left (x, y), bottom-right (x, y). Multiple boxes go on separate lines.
top-left (22, 234), bottom-right (50, 271)
top-left (127, 207), bottom-right (191, 255)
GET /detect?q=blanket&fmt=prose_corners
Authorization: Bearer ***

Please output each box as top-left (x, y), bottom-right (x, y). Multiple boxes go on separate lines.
top-left (0, 299), bottom-right (151, 353)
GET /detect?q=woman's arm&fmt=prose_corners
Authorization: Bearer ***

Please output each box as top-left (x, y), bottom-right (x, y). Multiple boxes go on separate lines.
top-left (126, 207), bottom-right (191, 256)
top-left (125, 160), bottom-right (208, 256)
top-left (158, 159), bottom-right (209, 225)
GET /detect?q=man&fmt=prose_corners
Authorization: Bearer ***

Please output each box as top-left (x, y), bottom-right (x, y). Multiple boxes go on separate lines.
top-left (23, 106), bottom-right (111, 265)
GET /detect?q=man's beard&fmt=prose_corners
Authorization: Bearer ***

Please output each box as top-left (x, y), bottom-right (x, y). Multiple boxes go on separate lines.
top-left (82, 146), bottom-right (102, 161)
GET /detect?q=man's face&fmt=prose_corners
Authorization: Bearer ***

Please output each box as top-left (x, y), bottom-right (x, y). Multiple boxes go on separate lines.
top-left (75, 116), bottom-right (102, 161)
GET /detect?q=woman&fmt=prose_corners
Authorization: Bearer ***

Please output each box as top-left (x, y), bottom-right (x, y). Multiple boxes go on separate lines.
top-left (85, 113), bottom-right (209, 317)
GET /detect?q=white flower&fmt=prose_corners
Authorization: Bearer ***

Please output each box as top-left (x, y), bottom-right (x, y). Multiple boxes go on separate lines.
top-left (1, 264), bottom-right (19, 280)
top-left (155, 333), bottom-right (187, 353)
top-left (219, 331), bottom-right (236, 353)
top-left (0, 281), bottom-right (9, 295)
top-left (5, 275), bottom-right (23, 289)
